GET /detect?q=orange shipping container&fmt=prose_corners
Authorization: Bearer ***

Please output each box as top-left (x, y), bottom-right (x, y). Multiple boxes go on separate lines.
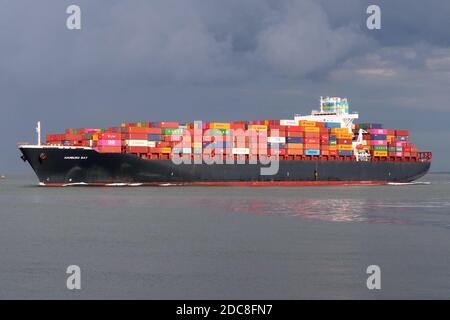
top-left (336, 133), bottom-right (353, 139)
top-left (331, 128), bottom-right (349, 134)
top-left (337, 145), bottom-right (353, 151)
top-left (286, 148), bottom-right (304, 155)
top-left (286, 143), bottom-right (303, 149)
top-left (305, 143), bottom-right (320, 149)
top-left (299, 120), bottom-right (316, 127)
top-left (304, 127), bottom-right (320, 133)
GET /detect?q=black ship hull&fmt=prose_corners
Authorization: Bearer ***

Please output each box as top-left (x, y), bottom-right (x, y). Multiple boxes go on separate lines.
top-left (19, 146), bottom-right (431, 186)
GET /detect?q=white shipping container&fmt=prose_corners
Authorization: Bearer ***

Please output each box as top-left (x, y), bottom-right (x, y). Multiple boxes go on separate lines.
top-left (173, 147), bottom-right (192, 154)
top-left (280, 119), bottom-right (298, 126)
top-left (268, 136), bottom-right (286, 143)
top-left (232, 148), bottom-right (250, 155)
top-left (126, 140), bottom-right (148, 147)
top-left (147, 141), bottom-right (156, 147)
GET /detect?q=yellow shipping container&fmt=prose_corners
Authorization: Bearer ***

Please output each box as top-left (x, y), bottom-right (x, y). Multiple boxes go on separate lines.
top-left (248, 125), bottom-right (267, 131)
top-left (192, 142), bottom-right (202, 148)
top-left (160, 147), bottom-right (172, 154)
top-left (329, 145), bottom-right (337, 151)
top-left (92, 133), bottom-right (98, 141)
top-left (373, 151), bottom-right (388, 157)
top-left (331, 128), bottom-right (349, 134)
top-left (337, 144), bottom-right (353, 151)
top-left (299, 120), bottom-right (317, 127)
top-left (304, 126), bottom-right (320, 133)
top-left (336, 133), bottom-right (353, 139)
top-left (210, 122), bottom-right (231, 130)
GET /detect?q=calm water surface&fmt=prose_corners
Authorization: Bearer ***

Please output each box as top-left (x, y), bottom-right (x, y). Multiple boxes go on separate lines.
top-left (0, 173), bottom-right (450, 299)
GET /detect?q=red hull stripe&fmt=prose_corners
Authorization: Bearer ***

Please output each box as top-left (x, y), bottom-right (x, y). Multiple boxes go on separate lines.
top-left (40, 180), bottom-right (387, 187)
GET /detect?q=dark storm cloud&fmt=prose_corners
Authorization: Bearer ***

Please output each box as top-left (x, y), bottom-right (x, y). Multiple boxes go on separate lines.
top-left (0, 0), bottom-right (449, 172)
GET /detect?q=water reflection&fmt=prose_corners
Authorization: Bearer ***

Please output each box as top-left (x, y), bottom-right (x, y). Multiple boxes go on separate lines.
top-left (193, 197), bottom-right (415, 225)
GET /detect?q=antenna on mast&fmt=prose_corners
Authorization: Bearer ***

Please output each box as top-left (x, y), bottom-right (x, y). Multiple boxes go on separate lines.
top-left (36, 121), bottom-right (41, 146)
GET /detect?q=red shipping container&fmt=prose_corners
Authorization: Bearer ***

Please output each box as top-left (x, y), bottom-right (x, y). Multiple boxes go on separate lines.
top-left (337, 139), bottom-right (352, 144)
top-left (329, 150), bottom-right (338, 156)
top-left (287, 131), bottom-right (303, 137)
top-left (125, 146), bottom-right (148, 153)
top-left (286, 126), bottom-right (304, 132)
top-left (64, 134), bottom-right (84, 140)
top-left (230, 123), bottom-right (246, 130)
top-left (156, 142), bottom-right (170, 148)
top-left (124, 133), bottom-right (147, 140)
top-left (304, 138), bottom-right (319, 144)
top-left (268, 130), bottom-right (287, 137)
top-left (269, 148), bottom-right (286, 155)
top-left (160, 122), bottom-right (179, 128)
top-left (147, 127), bottom-right (162, 134)
top-left (268, 125), bottom-right (286, 130)
top-left (148, 147), bottom-right (162, 153)
top-left (96, 146), bottom-right (122, 153)
top-left (126, 127), bottom-right (149, 134)
top-left (99, 132), bottom-right (121, 140)
top-left (304, 132), bottom-right (320, 138)
top-left (395, 130), bottom-right (409, 136)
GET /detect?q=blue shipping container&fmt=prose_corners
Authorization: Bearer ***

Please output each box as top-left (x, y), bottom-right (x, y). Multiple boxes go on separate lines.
top-left (148, 134), bottom-right (162, 141)
top-left (203, 142), bottom-right (231, 148)
top-left (305, 149), bottom-right (320, 156)
top-left (325, 122), bottom-right (341, 128)
top-left (286, 137), bottom-right (303, 143)
top-left (268, 143), bottom-right (286, 148)
top-left (338, 150), bottom-right (353, 156)
top-left (371, 134), bottom-right (387, 140)
top-left (360, 123), bottom-right (383, 129)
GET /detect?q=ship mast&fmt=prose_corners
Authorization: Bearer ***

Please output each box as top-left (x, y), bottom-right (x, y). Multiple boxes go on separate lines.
top-left (36, 121), bottom-right (41, 146)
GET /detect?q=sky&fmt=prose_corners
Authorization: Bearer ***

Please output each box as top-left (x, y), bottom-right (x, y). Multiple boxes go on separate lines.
top-left (1, 0), bottom-right (449, 173)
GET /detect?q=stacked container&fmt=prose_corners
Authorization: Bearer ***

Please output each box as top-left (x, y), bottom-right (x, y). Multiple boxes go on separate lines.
top-left (368, 128), bottom-right (388, 157)
top-left (332, 128), bottom-right (353, 156)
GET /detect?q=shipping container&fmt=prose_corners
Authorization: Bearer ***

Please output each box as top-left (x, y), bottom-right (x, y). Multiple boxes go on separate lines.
top-left (305, 149), bottom-right (320, 156)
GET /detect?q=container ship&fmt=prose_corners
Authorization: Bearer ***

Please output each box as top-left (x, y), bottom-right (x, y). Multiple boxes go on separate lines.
top-left (19, 97), bottom-right (432, 186)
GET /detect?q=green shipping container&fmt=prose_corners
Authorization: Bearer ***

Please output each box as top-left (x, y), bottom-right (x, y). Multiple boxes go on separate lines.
top-left (372, 145), bottom-right (388, 151)
top-left (162, 128), bottom-right (184, 135)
